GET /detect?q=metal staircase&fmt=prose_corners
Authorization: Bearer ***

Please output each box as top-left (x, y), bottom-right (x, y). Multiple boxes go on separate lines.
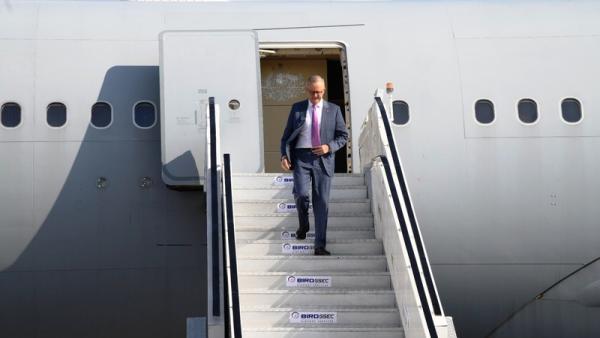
top-left (231, 173), bottom-right (405, 338)
top-left (208, 91), bottom-right (457, 338)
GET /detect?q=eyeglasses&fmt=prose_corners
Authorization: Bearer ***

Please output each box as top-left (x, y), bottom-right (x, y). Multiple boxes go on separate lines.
top-left (308, 91), bottom-right (324, 95)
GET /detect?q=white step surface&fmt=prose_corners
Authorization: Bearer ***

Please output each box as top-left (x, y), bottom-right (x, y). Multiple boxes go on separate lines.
top-left (235, 214), bottom-right (373, 228)
top-left (234, 199), bottom-right (371, 214)
top-left (238, 272), bottom-right (391, 290)
top-left (237, 256), bottom-right (388, 272)
top-left (234, 229), bottom-right (376, 240)
top-left (241, 307), bottom-right (401, 327)
top-left (236, 239), bottom-right (383, 256)
top-left (232, 173), bottom-right (365, 188)
top-left (231, 172), bottom-right (402, 337)
top-left (239, 290), bottom-right (397, 307)
top-left (242, 327), bottom-right (405, 338)
top-left (233, 186), bottom-right (367, 200)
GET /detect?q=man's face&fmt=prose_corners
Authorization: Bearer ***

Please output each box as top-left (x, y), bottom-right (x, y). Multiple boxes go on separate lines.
top-left (306, 81), bottom-right (326, 105)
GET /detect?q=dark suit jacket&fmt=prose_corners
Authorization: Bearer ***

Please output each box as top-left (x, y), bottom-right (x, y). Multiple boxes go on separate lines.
top-left (280, 100), bottom-right (348, 176)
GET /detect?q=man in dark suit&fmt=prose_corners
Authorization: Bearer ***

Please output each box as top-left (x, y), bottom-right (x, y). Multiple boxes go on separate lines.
top-left (280, 75), bottom-right (348, 256)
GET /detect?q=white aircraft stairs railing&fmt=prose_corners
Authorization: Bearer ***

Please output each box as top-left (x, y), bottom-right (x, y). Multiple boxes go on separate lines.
top-left (359, 89), bottom-right (457, 338)
top-left (205, 91), bottom-right (457, 338)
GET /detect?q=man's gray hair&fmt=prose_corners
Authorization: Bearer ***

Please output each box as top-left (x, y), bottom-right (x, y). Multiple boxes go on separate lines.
top-left (306, 75), bottom-right (325, 87)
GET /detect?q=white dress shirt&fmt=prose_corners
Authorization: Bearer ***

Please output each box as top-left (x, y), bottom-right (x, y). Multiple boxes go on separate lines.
top-left (295, 99), bottom-right (323, 148)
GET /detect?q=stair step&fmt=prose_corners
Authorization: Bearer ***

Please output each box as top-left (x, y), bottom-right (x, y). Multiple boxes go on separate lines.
top-left (238, 272), bottom-right (391, 290)
top-left (242, 327), bottom-right (404, 338)
top-left (241, 307), bottom-right (400, 327)
top-left (236, 239), bottom-right (383, 256)
top-left (231, 172), bottom-right (403, 336)
top-left (237, 256), bottom-right (388, 272)
top-left (233, 186), bottom-right (367, 200)
top-left (234, 229), bottom-right (375, 240)
top-left (239, 290), bottom-right (396, 307)
top-left (234, 199), bottom-right (371, 214)
top-left (235, 214), bottom-right (373, 229)
top-left (232, 174), bottom-right (365, 188)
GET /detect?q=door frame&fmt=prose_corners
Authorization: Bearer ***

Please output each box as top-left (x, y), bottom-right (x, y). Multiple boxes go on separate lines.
top-left (258, 41), bottom-right (352, 173)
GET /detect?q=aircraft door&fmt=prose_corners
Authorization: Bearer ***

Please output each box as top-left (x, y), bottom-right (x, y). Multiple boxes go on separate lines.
top-left (160, 30), bottom-right (263, 186)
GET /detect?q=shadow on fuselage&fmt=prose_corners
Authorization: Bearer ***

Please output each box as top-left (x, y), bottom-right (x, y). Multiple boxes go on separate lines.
top-left (0, 66), bottom-right (207, 338)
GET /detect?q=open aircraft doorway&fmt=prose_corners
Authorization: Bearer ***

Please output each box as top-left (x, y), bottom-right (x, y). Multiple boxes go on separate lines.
top-left (259, 43), bottom-right (351, 173)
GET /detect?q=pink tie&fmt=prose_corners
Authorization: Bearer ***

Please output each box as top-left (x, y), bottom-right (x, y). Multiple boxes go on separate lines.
top-left (311, 104), bottom-right (321, 147)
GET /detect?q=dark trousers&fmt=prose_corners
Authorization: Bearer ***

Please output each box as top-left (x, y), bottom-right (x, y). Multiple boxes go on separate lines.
top-left (292, 148), bottom-right (332, 249)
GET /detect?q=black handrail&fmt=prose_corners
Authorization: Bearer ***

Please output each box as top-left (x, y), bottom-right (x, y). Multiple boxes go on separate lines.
top-left (375, 96), bottom-right (443, 316)
top-left (223, 154), bottom-right (242, 338)
top-left (221, 189), bottom-right (229, 335)
top-left (377, 155), bottom-right (438, 338)
top-left (209, 96), bottom-right (220, 316)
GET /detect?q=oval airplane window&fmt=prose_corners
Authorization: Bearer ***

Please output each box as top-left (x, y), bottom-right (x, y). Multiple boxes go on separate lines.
top-left (1, 102), bottom-right (22, 128)
top-left (475, 99), bottom-right (495, 125)
top-left (91, 102), bottom-right (112, 129)
top-left (47, 102), bottom-right (67, 128)
top-left (561, 98), bottom-right (582, 123)
top-left (518, 99), bottom-right (538, 124)
top-left (133, 101), bottom-right (156, 129)
top-left (392, 100), bottom-right (409, 125)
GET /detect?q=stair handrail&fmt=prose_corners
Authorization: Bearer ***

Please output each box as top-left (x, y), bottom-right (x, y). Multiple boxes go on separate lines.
top-left (222, 154), bottom-right (243, 338)
top-left (206, 97), bottom-right (223, 321)
top-left (374, 95), bottom-right (443, 317)
top-left (205, 96), bottom-right (242, 337)
top-left (359, 90), bottom-right (447, 338)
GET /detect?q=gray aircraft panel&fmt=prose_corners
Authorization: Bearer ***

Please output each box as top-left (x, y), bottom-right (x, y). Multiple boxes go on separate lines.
top-left (0, 267), bottom-right (206, 338)
top-left (457, 37), bottom-right (600, 138)
top-left (34, 270), bottom-right (101, 338)
top-left (0, 143), bottom-right (35, 271)
top-left (1, 41), bottom-right (161, 142)
top-left (0, 271), bottom-right (37, 338)
top-left (0, 40), bottom-right (35, 142)
top-left (448, 1), bottom-right (600, 38)
top-left (489, 259), bottom-right (600, 337)
top-left (35, 42), bottom-right (161, 142)
top-left (35, 2), bottom-right (165, 41)
top-left (494, 300), bottom-right (600, 338)
top-left (403, 137), bottom-right (600, 265)
top-left (0, 3), bottom-right (37, 39)
top-left (432, 263), bottom-right (579, 338)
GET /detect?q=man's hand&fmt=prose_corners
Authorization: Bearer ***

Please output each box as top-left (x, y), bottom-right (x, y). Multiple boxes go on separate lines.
top-left (312, 144), bottom-right (330, 156)
top-left (281, 156), bottom-right (292, 171)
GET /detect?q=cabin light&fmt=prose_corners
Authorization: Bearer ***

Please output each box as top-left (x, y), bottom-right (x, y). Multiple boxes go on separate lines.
top-left (228, 99), bottom-right (241, 110)
top-left (259, 49), bottom-right (276, 58)
top-left (139, 176), bottom-right (153, 189)
top-left (96, 177), bottom-right (109, 190)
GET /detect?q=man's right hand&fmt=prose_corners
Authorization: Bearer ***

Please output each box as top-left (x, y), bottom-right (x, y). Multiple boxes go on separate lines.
top-left (281, 157), bottom-right (291, 171)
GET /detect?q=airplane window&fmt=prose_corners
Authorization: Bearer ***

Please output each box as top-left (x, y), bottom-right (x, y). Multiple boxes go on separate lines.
top-left (475, 99), bottom-right (495, 124)
top-left (91, 102), bottom-right (112, 128)
top-left (133, 101), bottom-right (156, 128)
top-left (392, 100), bottom-right (409, 125)
top-left (1, 102), bottom-right (22, 128)
top-left (561, 98), bottom-right (582, 123)
top-left (518, 99), bottom-right (538, 124)
top-left (47, 102), bottom-right (67, 127)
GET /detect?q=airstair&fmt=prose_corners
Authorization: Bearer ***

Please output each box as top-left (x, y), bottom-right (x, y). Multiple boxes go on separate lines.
top-left (204, 91), bottom-right (457, 338)
top-left (231, 173), bottom-right (402, 338)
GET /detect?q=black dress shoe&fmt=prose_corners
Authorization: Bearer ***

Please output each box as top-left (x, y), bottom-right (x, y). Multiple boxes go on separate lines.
top-left (295, 230), bottom-right (307, 240)
top-left (314, 247), bottom-right (331, 256)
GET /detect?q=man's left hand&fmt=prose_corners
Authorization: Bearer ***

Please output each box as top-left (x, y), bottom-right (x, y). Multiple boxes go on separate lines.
top-left (312, 144), bottom-right (330, 156)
